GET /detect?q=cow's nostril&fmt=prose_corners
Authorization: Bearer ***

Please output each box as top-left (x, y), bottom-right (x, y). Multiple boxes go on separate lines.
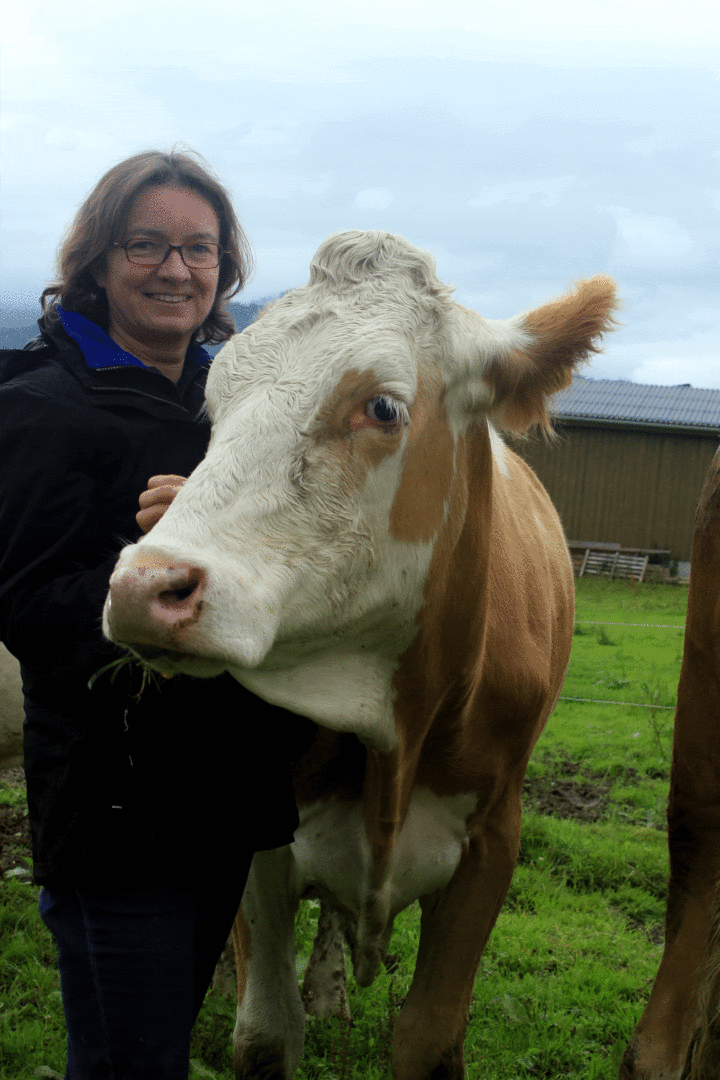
top-left (155, 567), bottom-right (204, 609)
top-left (160, 584), bottom-right (195, 604)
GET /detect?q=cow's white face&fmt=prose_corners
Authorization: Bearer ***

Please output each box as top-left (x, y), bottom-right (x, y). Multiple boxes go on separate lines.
top-left (157, 317), bottom-right (437, 648)
top-left (104, 230), bottom-right (616, 747)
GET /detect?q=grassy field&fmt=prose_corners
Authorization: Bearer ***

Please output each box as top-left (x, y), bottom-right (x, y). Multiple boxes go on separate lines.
top-left (0, 577), bottom-right (688, 1079)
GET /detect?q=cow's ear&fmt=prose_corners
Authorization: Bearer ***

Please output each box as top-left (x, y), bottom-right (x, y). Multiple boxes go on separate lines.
top-left (445, 277), bottom-right (619, 435)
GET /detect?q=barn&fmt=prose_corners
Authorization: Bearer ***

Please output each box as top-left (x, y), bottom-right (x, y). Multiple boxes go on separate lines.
top-left (510, 374), bottom-right (720, 565)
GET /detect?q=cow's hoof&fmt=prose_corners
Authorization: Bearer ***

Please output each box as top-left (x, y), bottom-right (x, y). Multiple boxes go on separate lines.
top-left (426, 1048), bottom-right (464, 1080)
top-left (394, 1042), bottom-right (465, 1080)
top-left (618, 1038), bottom-right (638, 1078)
top-left (618, 1037), bottom-right (682, 1080)
top-left (233, 1040), bottom-right (287, 1080)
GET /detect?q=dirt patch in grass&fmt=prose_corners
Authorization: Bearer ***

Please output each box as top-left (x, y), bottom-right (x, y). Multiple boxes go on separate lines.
top-left (522, 758), bottom-right (626, 824)
top-left (624, 916), bottom-right (665, 946)
top-left (0, 766), bottom-right (32, 875)
top-left (523, 775), bottom-right (612, 823)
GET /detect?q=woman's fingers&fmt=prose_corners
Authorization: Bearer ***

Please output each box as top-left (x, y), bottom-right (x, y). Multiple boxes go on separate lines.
top-left (136, 476), bottom-right (187, 532)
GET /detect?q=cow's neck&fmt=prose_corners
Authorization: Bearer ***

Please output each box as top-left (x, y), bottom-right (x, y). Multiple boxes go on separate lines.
top-left (233, 649), bottom-right (400, 752)
top-left (241, 420), bottom-right (496, 882)
top-left (360, 421), bottom-right (496, 873)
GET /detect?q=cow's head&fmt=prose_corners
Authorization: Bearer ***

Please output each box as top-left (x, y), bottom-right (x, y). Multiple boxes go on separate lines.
top-left (103, 231), bottom-right (616, 741)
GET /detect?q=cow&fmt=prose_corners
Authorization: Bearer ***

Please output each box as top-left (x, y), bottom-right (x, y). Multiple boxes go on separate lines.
top-left (102, 230), bottom-right (618, 1080)
top-left (0, 642), bottom-right (24, 769)
top-left (622, 446), bottom-right (720, 1080)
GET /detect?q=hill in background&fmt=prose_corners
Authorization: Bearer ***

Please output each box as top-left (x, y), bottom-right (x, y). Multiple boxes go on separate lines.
top-left (0, 299), bottom-right (276, 354)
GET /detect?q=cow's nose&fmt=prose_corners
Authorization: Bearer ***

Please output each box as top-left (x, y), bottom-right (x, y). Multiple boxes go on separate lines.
top-left (106, 556), bottom-right (207, 647)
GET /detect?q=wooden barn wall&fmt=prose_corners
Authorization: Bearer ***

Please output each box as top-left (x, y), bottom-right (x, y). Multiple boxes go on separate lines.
top-left (509, 422), bottom-right (720, 562)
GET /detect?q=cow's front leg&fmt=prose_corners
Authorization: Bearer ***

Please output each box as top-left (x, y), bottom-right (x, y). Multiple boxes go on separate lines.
top-left (233, 846), bottom-right (305, 1080)
top-left (392, 790), bottom-right (522, 1080)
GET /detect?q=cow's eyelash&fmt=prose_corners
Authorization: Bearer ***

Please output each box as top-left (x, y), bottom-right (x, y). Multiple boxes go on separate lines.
top-left (365, 395), bottom-right (410, 426)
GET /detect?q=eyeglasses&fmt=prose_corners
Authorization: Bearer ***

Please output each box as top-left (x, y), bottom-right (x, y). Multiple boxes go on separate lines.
top-left (114, 239), bottom-right (225, 268)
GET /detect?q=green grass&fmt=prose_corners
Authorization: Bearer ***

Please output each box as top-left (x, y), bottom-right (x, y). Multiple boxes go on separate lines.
top-left (572, 577), bottom-right (688, 624)
top-left (0, 879), bottom-right (66, 1079)
top-left (0, 577), bottom-right (688, 1079)
top-left (528, 577), bottom-right (688, 833)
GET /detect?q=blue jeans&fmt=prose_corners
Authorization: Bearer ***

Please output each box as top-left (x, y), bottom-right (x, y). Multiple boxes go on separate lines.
top-left (39, 861), bottom-right (252, 1080)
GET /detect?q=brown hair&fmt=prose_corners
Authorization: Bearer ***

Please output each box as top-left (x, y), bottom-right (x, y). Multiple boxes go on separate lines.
top-left (41, 148), bottom-right (254, 346)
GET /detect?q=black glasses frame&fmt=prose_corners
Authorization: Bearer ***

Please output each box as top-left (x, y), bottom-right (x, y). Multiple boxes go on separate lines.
top-left (113, 240), bottom-right (225, 269)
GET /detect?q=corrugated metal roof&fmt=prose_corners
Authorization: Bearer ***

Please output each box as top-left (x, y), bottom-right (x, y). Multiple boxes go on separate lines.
top-left (549, 374), bottom-right (720, 432)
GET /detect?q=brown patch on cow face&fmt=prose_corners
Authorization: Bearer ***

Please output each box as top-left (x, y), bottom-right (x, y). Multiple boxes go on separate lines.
top-left (486, 276), bottom-right (619, 434)
top-left (389, 367), bottom-right (456, 543)
top-left (310, 367), bottom-right (407, 475)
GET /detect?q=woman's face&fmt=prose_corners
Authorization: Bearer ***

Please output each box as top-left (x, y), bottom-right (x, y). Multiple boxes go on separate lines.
top-left (96, 184), bottom-right (221, 353)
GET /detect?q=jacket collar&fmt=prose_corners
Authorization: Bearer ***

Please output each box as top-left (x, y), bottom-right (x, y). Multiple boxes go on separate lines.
top-left (36, 315), bottom-right (211, 419)
top-left (56, 305), bottom-right (211, 372)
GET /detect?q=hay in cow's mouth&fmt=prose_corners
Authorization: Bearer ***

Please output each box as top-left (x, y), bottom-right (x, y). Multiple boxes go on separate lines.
top-left (88, 651), bottom-right (181, 694)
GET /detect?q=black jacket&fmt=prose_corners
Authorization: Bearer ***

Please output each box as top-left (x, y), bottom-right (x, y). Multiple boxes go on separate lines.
top-left (0, 320), bottom-right (303, 887)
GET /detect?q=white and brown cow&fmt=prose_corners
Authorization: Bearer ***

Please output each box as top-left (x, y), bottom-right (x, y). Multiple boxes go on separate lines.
top-left (103, 230), bottom-right (617, 1080)
top-left (622, 446), bottom-right (720, 1080)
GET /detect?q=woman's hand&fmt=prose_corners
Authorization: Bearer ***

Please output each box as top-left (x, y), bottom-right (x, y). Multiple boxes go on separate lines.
top-left (136, 475), bottom-right (187, 533)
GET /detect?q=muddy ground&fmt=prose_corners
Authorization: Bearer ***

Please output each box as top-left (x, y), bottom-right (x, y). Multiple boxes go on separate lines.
top-left (521, 758), bottom-right (619, 824)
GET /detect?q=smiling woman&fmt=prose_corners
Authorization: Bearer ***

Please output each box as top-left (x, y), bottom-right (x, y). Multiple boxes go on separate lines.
top-left (0, 149), bottom-right (301, 1080)
top-left (94, 185), bottom-right (223, 382)
top-left (40, 148), bottom-right (252, 352)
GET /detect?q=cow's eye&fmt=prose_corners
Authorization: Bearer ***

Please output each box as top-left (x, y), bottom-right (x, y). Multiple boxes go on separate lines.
top-left (364, 395), bottom-right (408, 426)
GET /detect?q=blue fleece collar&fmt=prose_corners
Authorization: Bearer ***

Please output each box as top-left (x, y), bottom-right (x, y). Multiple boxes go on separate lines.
top-left (56, 306), bottom-right (211, 371)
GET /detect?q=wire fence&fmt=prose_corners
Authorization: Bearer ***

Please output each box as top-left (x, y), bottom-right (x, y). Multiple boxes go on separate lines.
top-left (559, 617), bottom-right (685, 710)
top-left (574, 620), bottom-right (685, 629)
top-left (560, 696), bottom-right (675, 710)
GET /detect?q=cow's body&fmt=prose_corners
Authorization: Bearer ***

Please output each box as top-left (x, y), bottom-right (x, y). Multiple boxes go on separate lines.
top-left (103, 231), bottom-right (617, 1079)
top-left (0, 643), bottom-right (24, 769)
top-left (622, 447), bottom-right (720, 1080)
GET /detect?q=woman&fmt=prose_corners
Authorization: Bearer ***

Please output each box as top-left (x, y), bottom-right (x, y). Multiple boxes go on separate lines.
top-left (0, 150), bottom-right (303, 1079)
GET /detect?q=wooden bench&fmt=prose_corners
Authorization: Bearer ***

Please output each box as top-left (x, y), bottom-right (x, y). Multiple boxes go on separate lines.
top-left (568, 543), bottom-right (670, 584)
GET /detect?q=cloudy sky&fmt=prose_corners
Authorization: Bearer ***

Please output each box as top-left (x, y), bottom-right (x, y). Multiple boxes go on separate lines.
top-left (2, 0), bottom-right (718, 385)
